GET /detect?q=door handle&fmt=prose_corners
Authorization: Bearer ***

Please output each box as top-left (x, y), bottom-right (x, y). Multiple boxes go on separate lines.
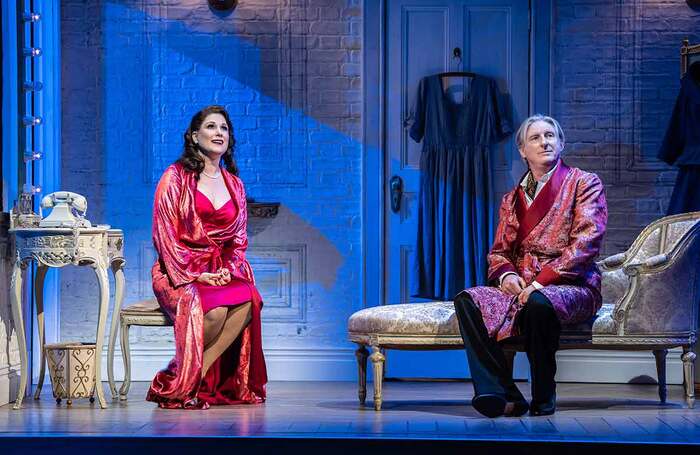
top-left (390, 175), bottom-right (403, 213)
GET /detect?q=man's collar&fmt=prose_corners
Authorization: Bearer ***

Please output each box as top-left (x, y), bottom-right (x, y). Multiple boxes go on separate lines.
top-left (520, 160), bottom-right (559, 188)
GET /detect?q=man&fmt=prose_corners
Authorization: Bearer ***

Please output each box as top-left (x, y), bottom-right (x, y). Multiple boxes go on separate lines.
top-left (453, 115), bottom-right (607, 417)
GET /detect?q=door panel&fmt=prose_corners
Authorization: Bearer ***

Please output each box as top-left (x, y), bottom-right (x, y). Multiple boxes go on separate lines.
top-left (401, 7), bottom-right (449, 171)
top-left (384, 0), bottom-right (529, 378)
top-left (462, 3), bottom-right (529, 191)
top-left (387, 3), bottom-right (453, 305)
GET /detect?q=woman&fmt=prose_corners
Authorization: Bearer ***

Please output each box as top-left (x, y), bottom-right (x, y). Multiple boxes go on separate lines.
top-left (146, 106), bottom-right (267, 409)
top-left (453, 115), bottom-right (607, 418)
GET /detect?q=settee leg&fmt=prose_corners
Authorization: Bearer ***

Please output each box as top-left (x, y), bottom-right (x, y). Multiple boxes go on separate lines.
top-left (682, 344), bottom-right (696, 407)
top-left (369, 345), bottom-right (385, 411)
top-left (355, 345), bottom-right (369, 405)
top-left (653, 349), bottom-right (668, 403)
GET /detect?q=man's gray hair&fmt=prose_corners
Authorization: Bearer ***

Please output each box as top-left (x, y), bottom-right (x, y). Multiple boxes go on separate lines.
top-left (515, 114), bottom-right (565, 150)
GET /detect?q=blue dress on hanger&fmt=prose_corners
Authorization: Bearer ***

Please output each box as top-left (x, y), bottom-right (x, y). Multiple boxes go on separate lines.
top-left (658, 63), bottom-right (700, 215)
top-left (409, 74), bottom-right (512, 300)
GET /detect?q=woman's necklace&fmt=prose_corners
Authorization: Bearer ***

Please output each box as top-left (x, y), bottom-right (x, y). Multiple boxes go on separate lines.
top-left (201, 169), bottom-right (221, 179)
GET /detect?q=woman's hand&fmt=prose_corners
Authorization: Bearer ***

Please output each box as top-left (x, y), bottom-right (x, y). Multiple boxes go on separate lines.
top-left (500, 274), bottom-right (526, 296)
top-left (196, 268), bottom-right (231, 286)
top-left (517, 284), bottom-right (536, 305)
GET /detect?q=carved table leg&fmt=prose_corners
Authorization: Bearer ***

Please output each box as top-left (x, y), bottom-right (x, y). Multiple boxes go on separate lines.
top-left (10, 259), bottom-right (28, 410)
top-left (355, 345), bottom-right (369, 405)
top-left (93, 263), bottom-right (110, 408)
top-left (33, 265), bottom-right (48, 400)
top-left (107, 260), bottom-right (125, 400)
top-left (682, 344), bottom-right (696, 407)
top-left (369, 345), bottom-right (385, 411)
top-left (653, 349), bottom-right (668, 404)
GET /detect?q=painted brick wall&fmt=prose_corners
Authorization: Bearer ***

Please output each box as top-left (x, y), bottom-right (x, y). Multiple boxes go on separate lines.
top-left (0, 215), bottom-right (19, 405)
top-left (60, 0), bottom-right (362, 379)
top-left (59, 0), bottom-right (700, 380)
top-left (552, 0), bottom-right (700, 256)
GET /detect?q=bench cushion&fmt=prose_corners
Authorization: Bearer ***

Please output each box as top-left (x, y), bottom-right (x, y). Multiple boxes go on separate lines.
top-left (121, 299), bottom-right (163, 316)
top-left (348, 301), bottom-right (616, 337)
top-left (349, 301), bottom-right (458, 336)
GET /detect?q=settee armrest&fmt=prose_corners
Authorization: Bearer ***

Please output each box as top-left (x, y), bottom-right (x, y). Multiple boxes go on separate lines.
top-left (599, 253), bottom-right (627, 270)
top-left (622, 253), bottom-right (669, 275)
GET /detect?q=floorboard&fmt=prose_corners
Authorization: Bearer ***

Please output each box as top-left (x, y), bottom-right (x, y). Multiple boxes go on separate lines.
top-left (1, 380), bottom-right (699, 453)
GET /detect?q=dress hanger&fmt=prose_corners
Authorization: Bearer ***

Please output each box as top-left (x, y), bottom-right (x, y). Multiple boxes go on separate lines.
top-left (436, 47), bottom-right (477, 79)
top-left (437, 70), bottom-right (477, 78)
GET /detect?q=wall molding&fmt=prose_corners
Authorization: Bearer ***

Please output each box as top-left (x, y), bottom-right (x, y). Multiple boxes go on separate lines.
top-left (103, 346), bottom-right (357, 382)
top-left (96, 345), bottom-right (682, 385)
top-left (0, 365), bottom-right (20, 407)
top-left (612, 0), bottom-right (676, 184)
top-left (249, 244), bottom-right (308, 323)
top-left (556, 349), bottom-right (683, 384)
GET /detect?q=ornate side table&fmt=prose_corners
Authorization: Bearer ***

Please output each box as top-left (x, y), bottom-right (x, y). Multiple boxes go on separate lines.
top-left (9, 227), bottom-right (124, 409)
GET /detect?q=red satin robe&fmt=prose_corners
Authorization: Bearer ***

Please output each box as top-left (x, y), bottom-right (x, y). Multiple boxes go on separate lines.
top-left (459, 161), bottom-right (608, 341)
top-left (146, 162), bottom-right (267, 408)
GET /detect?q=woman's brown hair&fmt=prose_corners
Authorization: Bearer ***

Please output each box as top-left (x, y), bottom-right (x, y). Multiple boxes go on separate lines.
top-left (176, 105), bottom-right (239, 177)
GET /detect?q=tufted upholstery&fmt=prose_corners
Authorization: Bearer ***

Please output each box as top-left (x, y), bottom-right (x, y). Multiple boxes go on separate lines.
top-left (349, 212), bottom-right (700, 410)
top-left (348, 301), bottom-right (617, 338)
top-left (348, 301), bottom-right (458, 336)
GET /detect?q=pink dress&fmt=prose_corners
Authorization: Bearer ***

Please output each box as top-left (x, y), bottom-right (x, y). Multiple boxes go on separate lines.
top-left (195, 189), bottom-right (254, 313)
top-left (147, 164), bottom-right (266, 408)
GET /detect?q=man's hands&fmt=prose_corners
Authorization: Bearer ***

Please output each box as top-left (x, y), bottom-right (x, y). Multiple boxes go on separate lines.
top-left (500, 274), bottom-right (536, 305)
top-left (500, 274), bottom-right (526, 295)
top-left (196, 268), bottom-right (231, 286)
top-left (517, 284), bottom-right (536, 305)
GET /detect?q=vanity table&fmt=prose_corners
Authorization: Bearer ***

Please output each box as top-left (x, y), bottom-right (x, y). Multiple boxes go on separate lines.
top-left (9, 227), bottom-right (125, 409)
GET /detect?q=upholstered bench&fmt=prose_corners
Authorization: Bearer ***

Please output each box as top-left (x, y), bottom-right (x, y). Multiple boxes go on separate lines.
top-left (348, 301), bottom-right (615, 410)
top-left (349, 212), bottom-right (700, 411)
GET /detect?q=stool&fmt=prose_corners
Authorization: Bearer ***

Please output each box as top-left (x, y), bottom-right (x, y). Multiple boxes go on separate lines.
top-left (108, 299), bottom-right (171, 400)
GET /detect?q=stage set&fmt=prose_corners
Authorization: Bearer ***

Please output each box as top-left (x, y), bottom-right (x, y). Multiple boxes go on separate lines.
top-left (3, 0), bottom-right (700, 453)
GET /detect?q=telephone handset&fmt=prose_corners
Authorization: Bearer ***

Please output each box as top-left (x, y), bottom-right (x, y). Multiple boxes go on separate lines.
top-left (39, 191), bottom-right (92, 228)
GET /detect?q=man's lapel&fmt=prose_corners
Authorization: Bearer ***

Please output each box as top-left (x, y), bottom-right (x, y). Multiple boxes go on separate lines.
top-left (515, 160), bottom-right (571, 244)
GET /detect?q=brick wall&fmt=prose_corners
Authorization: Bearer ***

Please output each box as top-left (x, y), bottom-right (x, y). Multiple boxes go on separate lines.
top-left (60, 0), bottom-right (363, 373)
top-left (58, 0), bottom-right (700, 379)
top-left (0, 214), bottom-right (19, 405)
top-left (552, 0), bottom-right (700, 256)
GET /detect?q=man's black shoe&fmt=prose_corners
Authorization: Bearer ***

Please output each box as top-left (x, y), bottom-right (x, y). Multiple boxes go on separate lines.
top-left (529, 393), bottom-right (556, 416)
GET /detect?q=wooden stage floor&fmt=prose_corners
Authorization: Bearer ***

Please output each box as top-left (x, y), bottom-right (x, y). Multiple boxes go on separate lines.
top-left (2, 381), bottom-right (700, 452)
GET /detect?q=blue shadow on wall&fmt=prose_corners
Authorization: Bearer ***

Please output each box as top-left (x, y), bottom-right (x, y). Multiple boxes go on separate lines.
top-left (92, 1), bottom-right (361, 380)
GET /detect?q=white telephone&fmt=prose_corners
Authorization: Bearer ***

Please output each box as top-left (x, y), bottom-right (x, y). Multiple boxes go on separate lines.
top-left (39, 191), bottom-right (92, 228)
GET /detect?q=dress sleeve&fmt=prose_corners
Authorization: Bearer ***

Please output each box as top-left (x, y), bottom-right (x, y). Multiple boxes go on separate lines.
top-left (408, 77), bottom-right (427, 143)
top-left (152, 167), bottom-right (203, 288)
top-left (480, 79), bottom-right (513, 145)
top-left (486, 193), bottom-right (518, 285)
top-left (534, 173), bottom-right (608, 286)
top-left (657, 80), bottom-right (686, 166)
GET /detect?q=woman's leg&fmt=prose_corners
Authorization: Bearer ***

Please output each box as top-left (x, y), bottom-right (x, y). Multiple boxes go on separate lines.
top-left (201, 302), bottom-right (253, 378)
top-left (203, 307), bottom-right (228, 348)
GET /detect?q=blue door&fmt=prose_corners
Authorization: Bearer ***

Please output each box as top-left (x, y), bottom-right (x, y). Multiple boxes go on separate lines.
top-left (384, 0), bottom-right (530, 378)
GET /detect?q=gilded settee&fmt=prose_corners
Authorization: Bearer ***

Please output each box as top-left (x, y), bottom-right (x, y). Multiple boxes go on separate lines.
top-left (348, 212), bottom-right (700, 410)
